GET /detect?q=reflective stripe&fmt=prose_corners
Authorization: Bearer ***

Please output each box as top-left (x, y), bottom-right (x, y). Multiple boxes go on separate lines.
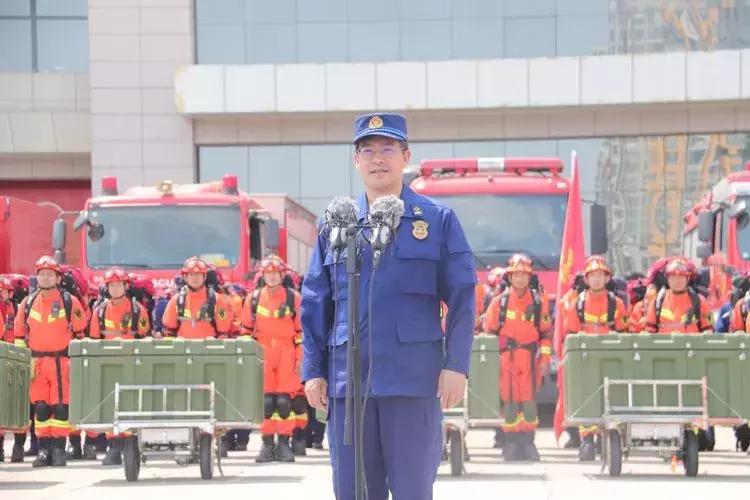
top-left (583, 312), bottom-right (608, 323)
top-left (35, 418), bottom-right (73, 430)
top-left (660, 308), bottom-right (677, 321)
top-left (540, 345), bottom-right (552, 355)
top-left (104, 319), bottom-right (117, 329)
top-left (28, 309), bottom-right (43, 322)
top-left (257, 305), bottom-right (292, 319)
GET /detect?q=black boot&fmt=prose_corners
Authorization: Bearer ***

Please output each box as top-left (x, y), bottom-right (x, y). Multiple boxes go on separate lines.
top-left (11, 434), bottom-right (25, 463)
top-left (255, 435), bottom-right (276, 463)
top-left (32, 439), bottom-right (52, 468)
top-left (312, 438), bottom-right (324, 450)
top-left (235, 430), bottom-right (250, 452)
top-left (579, 434), bottom-right (596, 462)
top-left (493, 428), bottom-right (506, 449)
top-left (275, 435), bottom-right (295, 463)
top-left (95, 433), bottom-right (108, 453)
top-left (102, 438), bottom-right (123, 466)
top-left (520, 432), bottom-right (540, 462)
top-left (83, 442), bottom-right (98, 460)
top-left (66, 435), bottom-right (83, 460)
top-left (0, 437), bottom-right (4, 463)
top-left (564, 427), bottom-right (581, 449)
top-left (52, 438), bottom-right (67, 467)
top-left (503, 433), bottom-right (521, 462)
top-left (292, 429), bottom-right (307, 456)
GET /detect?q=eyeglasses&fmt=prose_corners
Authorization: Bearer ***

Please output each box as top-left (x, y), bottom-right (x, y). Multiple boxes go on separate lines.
top-left (356, 146), bottom-right (405, 161)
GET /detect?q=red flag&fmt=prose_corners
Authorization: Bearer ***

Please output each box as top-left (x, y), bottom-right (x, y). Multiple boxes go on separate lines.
top-left (553, 151), bottom-right (586, 443)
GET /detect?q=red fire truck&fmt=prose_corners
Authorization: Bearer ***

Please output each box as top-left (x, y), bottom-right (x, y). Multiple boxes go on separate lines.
top-left (55, 175), bottom-right (317, 290)
top-left (408, 156), bottom-right (607, 294)
top-left (682, 162), bottom-right (750, 310)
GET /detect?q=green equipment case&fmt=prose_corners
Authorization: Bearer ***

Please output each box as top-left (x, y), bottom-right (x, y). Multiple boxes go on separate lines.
top-left (69, 338), bottom-right (264, 427)
top-left (0, 342), bottom-right (31, 430)
top-left (466, 334), bottom-right (501, 420)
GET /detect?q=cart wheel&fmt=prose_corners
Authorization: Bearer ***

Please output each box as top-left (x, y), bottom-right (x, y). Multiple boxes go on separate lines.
top-left (607, 429), bottom-right (622, 477)
top-left (684, 431), bottom-right (699, 477)
top-left (449, 429), bottom-right (463, 477)
top-left (123, 435), bottom-right (140, 482)
top-left (199, 434), bottom-right (214, 480)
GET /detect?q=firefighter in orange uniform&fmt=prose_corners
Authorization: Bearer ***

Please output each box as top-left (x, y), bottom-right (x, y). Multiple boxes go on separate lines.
top-left (241, 255), bottom-right (302, 463)
top-left (14, 256), bottom-right (87, 468)
top-left (563, 256), bottom-right (627, 461)
top-left (645, 257), bottom-right (712, 334)
top-left (88, 267), bottom-right (150, 465)
top-left (161, 257), bottom-right (233, 338)
top-left (484, 254), bottom-right (551, 462)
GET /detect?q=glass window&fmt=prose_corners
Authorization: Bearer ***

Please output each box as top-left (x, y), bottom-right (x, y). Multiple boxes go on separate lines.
top-left (349, 22), bottom-right (399, 61)
top-left (431, 193), bottom-right (567, 269)
top-left (452, 140), bottom-right (505, 158)
top-left (297, 22), bottom-right (348, 63)
top-left (245, 0), bottom-right (297, 24)
top-left (556, 0), bottom-right (610, 15)
top-left (398, 0), bottom-right (451, 20)
top-left (298, 0), bottom-right (347, 22)
top-left (199, 147), bottom-right (249, 192)
top-left (503, 0), bottom-right (555, 18)
top-left (347, 0), bottom-right (400, 22)
top-left (197, 24), bottom-right (245, 64)
top-left (451, 0), bottom-right (503, 19)
top-left (196, 0), bottom-right (245, 24)
top-left (452, 18), bottom-right (504, 59)
top-left (246, 24), bottom-right (296, 64)
top-left (0, 0), bottom-right (30, 15)
top-left (505, 139), bottom-right (558, 157)
top-left (248, 146), bottom-right (301, 198)
top-left (36, 0), bottom-right (87, 17)
top-left (299, 145), bottom-right (351, 198)
top-left (86, 206), bottom-right (242, 269)
top-left (399, 21), bottom-right (452, 60)
top-left (504, 17), bottom-right (555, 58)
top-left (0, 20), bottom-right (32, 71)
top-left (557, 13), bottom-right (610, 57)
top-left (37, 19), bottom-right (88, 72)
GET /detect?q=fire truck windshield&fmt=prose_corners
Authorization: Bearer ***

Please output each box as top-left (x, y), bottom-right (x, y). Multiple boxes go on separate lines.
top-left (430, 194), bottom-right (567, 269)
top-left (86, 205), bottom-right (241, 269)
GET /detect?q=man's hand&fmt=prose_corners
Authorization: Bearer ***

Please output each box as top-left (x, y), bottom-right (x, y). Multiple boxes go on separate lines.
top-left (437, 369), bottom-right (466, 410)
top-left (304, 377), bottom-right (328, 411)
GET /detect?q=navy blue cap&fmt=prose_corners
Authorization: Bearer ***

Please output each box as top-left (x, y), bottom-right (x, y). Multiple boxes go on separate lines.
top-left (352, 113), bottom-right (408, 144)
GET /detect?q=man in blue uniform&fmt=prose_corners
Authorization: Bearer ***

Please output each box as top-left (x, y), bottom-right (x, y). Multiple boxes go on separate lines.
top-left (302, 113), bottom-right (476, 500)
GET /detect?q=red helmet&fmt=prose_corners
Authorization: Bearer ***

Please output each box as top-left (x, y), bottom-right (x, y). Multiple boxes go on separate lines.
top-left (7, 274), bottom-right (30, 291)
top-left (507, 254), bottom-right (533, 274)
top-left (181, 256), bottom-right (208, 275)
top-left (584, 255), bottom-right (612, 276)
top-left (129, 274), bottom-right (156, 297)
top-left (35, 255), bottom-right (61, 274)
top-left (104, 267), bottom-right (130, 284)
top-left (665, 257), bottom-right (695, 277)
top-left (260, 255), bottom-right (286, 274)
top-left (0, 275), bottom-right (12, 291)
top-left (487, 267), bottom-right (506, 287)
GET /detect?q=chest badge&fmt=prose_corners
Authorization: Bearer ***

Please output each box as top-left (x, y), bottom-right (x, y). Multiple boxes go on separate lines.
top-left (412, 205), bottom-right (423, 217)
top-left (412, 220), bottom-right (429, 240)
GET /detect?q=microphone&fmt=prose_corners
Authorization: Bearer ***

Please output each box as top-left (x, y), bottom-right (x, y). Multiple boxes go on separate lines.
top-left (325, 196), bottom-right (359, 256)
top-left (368, 195), bottom-right (405, 267)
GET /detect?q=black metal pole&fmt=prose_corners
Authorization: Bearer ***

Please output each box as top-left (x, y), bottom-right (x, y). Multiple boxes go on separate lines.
top-left (343, 224), bottom-right (364, 500)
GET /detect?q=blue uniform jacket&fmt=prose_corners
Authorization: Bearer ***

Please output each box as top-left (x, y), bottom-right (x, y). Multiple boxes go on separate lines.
top-left (301, 185), bottom-right (476, 398)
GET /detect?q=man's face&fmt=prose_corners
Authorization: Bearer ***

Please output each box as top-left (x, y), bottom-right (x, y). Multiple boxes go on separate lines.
top-left (510, 272), bottom-right (530, 290)
top-left (108, 281), bottom-right (127, 299)
top-left (668, 275), bottom-right (689, 293)
top-left (186, 272), bottom-right (206, 289)
top-left (354, 137), bottom-right (410, 193)
top-left (37, 269), bottom-right (59, 289)
top-left (264, 271), bottom-right (282, 288)
top-left (586, 271), bottom-right (609, 292)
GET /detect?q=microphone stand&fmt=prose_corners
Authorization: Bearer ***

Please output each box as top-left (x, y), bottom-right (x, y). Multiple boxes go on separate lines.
top-left (343, 222), bottom-right (365, 500)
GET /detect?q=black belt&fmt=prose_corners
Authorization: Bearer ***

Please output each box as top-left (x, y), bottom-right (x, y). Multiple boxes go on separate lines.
top-left (31, 348), bottom-right (69, 358)
top-left (499, 339), bottom-right (538, 353)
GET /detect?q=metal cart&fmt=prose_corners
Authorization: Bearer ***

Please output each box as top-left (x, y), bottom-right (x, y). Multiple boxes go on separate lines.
top-left (78, 382), bottom-right (257, 482)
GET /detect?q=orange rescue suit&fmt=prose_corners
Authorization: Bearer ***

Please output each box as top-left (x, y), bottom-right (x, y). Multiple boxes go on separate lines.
top-left (161, 287), bottom-right (233, 339)
top-left (645, 289), bottom-right (712, 334)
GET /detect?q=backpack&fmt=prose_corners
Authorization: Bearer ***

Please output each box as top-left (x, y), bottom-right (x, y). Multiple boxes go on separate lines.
top-left (24, 288), bottom-right (73, 332)
top-left (175, 286), bottom-right (218, 332)
top-left (653, 287), bottom-right (701, 330)
top-left (249, 286), bottom-right (297, 324)
top-left (96, 297), bottom-right (142, 337)
top-left (576, 289), bottom-right (617, 330)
